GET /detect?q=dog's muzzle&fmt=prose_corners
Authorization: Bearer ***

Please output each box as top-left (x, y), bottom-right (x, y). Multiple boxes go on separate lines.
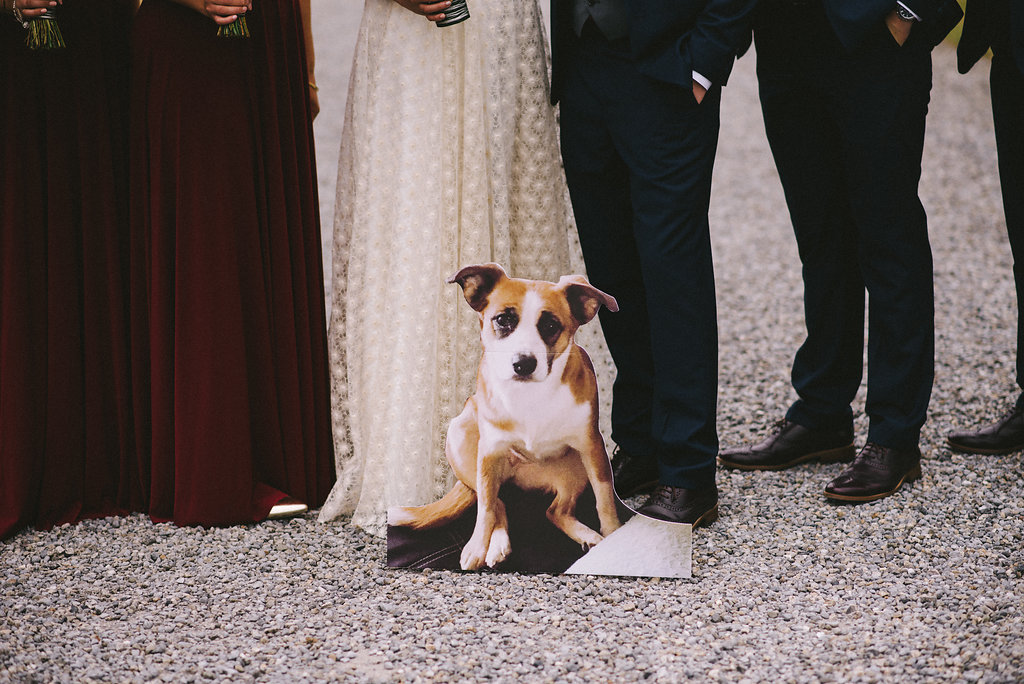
top-left (512, 354), bottom-right (538, 379)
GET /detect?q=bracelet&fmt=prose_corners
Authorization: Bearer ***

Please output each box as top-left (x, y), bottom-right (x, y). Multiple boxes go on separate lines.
top-left (12, 0), bottom-right (27, 27)
top-left (308, 81), bottom-right (319, 92)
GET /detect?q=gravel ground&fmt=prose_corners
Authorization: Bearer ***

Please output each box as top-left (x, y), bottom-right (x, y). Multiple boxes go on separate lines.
top-left (3, 5), bottom-right (1023, 682)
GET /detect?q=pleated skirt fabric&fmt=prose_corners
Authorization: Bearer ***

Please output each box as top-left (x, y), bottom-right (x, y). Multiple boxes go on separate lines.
top-left (129, 0), bottom-right (335, 526)
top-left (0, 0), bottom-right (138, 539)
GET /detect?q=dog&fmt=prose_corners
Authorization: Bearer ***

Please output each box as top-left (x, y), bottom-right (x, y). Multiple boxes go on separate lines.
top-left (389, 263), bottom-right (622, 570)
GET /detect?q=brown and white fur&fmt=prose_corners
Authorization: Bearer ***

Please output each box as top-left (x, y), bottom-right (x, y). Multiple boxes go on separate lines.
top-left (389, 263), bottom-right (622, 570)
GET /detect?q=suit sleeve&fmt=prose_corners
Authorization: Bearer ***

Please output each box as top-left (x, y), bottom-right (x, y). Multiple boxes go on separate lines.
top-left (901, 0), bottom-right (966, 45)
top-left (823, 0), bottom-right (903, 49)
top-left (899, 0), bottom-right (947, 24)
top-left (824, 0), bottom-right (963, 50)
top-left (687, 0), bottom-right (760, 86)
top-left (957, 0), bottom-right (990, 74)
top-left (630, 0), bottom-right (758, 89)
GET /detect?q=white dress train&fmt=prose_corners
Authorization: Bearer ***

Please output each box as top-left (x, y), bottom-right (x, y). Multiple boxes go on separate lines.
top-left (318, 0), bottom-right (613, 535)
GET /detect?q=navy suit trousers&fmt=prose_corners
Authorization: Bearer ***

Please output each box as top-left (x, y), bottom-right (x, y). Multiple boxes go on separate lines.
top-left (559, 24), bottom-right (720, 490)
top-left (989, 52), bottom-right (1024, 394)
top-left (755, 7), bottom-right (935, 449)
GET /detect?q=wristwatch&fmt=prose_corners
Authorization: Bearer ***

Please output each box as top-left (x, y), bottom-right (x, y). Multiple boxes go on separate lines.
top-left (895, 4), bottom-right (917, 21)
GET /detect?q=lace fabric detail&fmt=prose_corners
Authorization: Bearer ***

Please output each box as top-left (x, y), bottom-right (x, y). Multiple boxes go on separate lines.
top-left (318, 0), bottom-right (615, 535)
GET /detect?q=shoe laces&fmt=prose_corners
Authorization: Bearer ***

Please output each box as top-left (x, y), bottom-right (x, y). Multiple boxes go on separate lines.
top-left (854, 443), bottom-right (887, 465)
top-left (649, 484), bottom-right (675, 503)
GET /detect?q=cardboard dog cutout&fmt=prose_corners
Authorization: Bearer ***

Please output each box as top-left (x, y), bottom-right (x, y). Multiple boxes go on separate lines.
top-left (387, 264), bottom-right (692, 578)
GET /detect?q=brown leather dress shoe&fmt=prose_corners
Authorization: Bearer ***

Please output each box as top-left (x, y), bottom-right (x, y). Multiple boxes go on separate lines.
top-left (718, 418), bottom-right (855, 470)
top-left (947, 404), bottom-right (1024, 455)
top-left (824, 443), bottom-right (921, 503)
top-left (610, 447), bottom-right (659, 498)
top-left (636, 484), bottom-right (718, 528)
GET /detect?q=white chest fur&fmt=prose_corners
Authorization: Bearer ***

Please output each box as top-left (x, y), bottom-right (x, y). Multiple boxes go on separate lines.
top-left (479, 356), bottom-right (592, 460)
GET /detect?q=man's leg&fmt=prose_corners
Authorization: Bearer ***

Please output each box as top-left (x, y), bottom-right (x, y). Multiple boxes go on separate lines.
top-left (717, 13), bottom-right (862, 473)
top-left (836, 29), bottom-right (934, 451)
top-left (559, 31), bottom-right (655, 465)
top-left (991, 53), bottom-right (1024, 398)
top-left (561, 28), bottom-right (719, 524)
top-left (608, 80), bottom-right (721, 490)
top-left (946, 50), bottom-right (1024, 454)
top-left (757, 14), bottom-right (866, 433)
top-left (821, 27), bottom-right (932, 502)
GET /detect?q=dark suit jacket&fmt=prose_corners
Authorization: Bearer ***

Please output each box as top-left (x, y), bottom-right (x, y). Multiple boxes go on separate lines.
top-left (822, 0), bottom-right (963, 51)
top-left (550, 0), bottom-right (756, 104)
top-left (957, 0), bottom-right (1024, 73)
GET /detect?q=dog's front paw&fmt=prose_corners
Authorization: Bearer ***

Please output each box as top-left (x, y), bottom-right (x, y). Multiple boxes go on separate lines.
top-left (577, 527), bottom-right (604, 549)
top-left (460, 538), bottom-right (489, 571)
top-left (485, 528), bottom-right (511, 568)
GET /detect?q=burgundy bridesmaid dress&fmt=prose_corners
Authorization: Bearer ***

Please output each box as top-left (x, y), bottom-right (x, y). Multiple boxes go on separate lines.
top-left (0, 0), bottom-right (139, 539)
top-left (129, 0), bottom-right (335, 525)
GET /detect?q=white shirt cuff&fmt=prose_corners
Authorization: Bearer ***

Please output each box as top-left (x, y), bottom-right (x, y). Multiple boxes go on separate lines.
top-left (692, 71), bottom-right (712, 91)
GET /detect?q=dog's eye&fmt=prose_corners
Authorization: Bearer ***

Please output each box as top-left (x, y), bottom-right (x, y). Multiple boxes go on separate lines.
top-left (493, 310), bottom-right (518, 335)
top-left (537, 312), bottom-right (563, 344)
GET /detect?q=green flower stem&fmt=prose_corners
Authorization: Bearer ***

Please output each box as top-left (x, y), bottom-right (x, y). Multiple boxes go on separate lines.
top-left (217, 15), bottom-right (249, 38)
top-left (26, 14), bottom-right (65, 50)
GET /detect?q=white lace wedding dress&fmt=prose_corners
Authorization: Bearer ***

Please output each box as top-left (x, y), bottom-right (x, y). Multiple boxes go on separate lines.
top-left (318, 0), bottom-right (613, 535)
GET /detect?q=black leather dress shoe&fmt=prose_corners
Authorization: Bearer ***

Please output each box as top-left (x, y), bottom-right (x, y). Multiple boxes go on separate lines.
top-left (947, 404), bottom-right (1024, 455)
top-left (718, 419), bottom-right (855, 470)
top-left (636, 484), bottom-right (718, 528)
top-left (610, 447), bottom-right (659, 498)
top-left (824, 443), bottom-right (921, 503)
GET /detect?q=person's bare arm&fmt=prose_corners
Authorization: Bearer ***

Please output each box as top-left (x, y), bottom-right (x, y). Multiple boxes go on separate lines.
top-left (299, 0), bottom-right (319, 118)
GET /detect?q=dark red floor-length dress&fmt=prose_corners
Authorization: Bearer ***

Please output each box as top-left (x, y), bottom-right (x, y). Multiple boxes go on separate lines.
top-left (0, 1), bottom-right (139, 540)
top-left (130, 0), bottom-right (335, 525)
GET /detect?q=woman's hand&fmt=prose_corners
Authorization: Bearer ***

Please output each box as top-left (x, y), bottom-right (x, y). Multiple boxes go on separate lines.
top-left (203, 0), bottom-right (251, 26)
top-left (308, 82), bottom-right (320, 120)
top-left (393, 0), bottom-right (450, 23)
top-left (166, 0), bottom-right (251, 25)
top-left (12, 0), bottom-right (62, 20)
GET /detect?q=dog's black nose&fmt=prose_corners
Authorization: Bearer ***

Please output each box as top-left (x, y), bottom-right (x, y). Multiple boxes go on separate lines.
top-left (512, 355), bottom-right (537, 378)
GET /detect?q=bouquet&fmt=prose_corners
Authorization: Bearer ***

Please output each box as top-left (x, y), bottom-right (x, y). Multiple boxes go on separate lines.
top-left (217, 14), bottom-right (249, 38)
top-left (25, 8), bottom-right (66, 50)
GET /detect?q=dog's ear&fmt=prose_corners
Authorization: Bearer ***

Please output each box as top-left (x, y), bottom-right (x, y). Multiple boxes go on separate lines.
top-left (557, 275), bottom-right (618, 325)
top-left (448, 263), bottom-right (507, 312)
